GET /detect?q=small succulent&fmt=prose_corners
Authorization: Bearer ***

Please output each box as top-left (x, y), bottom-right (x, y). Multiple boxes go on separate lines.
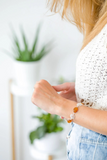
top-left (4, 24), bottom-right (53, 62)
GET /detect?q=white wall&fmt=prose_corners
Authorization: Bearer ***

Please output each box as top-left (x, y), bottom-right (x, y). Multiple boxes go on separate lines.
top-left (0, 0), bottom-right (83, 160)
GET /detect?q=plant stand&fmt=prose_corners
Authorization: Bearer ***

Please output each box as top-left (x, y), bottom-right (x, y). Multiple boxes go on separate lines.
top-left (9, 79), bottom-right (66, 160)
top-left (9, 79), bottom-right (34, 160)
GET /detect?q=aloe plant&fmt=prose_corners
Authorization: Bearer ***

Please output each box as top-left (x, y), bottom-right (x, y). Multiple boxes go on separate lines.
top-left (4, 24), bottom-right (53, 62)
top-left (29, 113), bottom-right (64, 144)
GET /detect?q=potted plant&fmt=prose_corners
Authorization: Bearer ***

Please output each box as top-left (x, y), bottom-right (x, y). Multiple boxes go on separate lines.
top-left (29, 112), bottom-right (64, 152)
top-left (4, 24), bottom-right (52, 88)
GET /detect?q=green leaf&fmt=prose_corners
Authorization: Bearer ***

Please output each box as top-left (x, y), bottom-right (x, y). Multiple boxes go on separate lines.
top-left (29, 126), bottom-right (46, 144)
top-left (33, 39), bottom-right (54, 61)
top-left (53, 115), bottom-right (64, 123)
top-left (20, 26), bottom-right (28, 52)
top-left (14, 38), bottom-right (21, 53)
top-left (30, 23), bottom-right (41, 57)
top-left (10, 26), bottom-right (22, 56)
top-left (47, 123), bottom-right (56, 133)
top-left (33, 46), bottom-right (47, 61)
top-left (32, 114), bottom-right (49, 122)
top-left (54, 126), bottom-right (63, 132)
top-left (29, 130), bottom-right (38, 144)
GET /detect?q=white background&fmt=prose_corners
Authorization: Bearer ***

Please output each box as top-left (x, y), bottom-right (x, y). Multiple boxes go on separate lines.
top-left (0, 0), bottom-right (83, 160)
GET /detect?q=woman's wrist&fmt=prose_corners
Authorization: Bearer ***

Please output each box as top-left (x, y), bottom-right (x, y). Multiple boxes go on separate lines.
top-left (58, 96), bottom-right (78, 119)
top-left (56, 95), bottom-right (107, 135)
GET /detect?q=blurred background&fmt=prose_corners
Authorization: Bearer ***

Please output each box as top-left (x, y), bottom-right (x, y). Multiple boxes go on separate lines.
top-left (0, 0), bottom-right (83, 160)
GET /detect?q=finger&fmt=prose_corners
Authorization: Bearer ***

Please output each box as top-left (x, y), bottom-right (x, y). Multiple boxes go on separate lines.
top-left (52, 83), bottom-right (71, 92)
top-left (59, 90), bottom-right (69, 95)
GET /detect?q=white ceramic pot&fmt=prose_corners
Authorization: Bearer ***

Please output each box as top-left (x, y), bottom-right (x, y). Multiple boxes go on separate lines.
top-left (34, 132), bottom-right (62, 152)
top-left (13, 60), bottom-right (40, 88)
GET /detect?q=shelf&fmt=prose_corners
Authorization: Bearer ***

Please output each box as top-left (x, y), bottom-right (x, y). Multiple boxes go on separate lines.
top-left (10, 80), bottom-right (33, 96)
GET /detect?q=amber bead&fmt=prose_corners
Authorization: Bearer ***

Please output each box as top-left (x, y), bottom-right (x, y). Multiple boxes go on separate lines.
top-left (73, 107), bottom-right (78, 113)
top-left (67, 119), bottom-right (73, 123)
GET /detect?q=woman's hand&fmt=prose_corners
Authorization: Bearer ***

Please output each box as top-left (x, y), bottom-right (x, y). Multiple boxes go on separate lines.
top-left (52, 82), bottom-right (77, 102)
top-left (32, 80), bottom-right (107, 135)
top-left (31, 79), bottom-right (65, 115)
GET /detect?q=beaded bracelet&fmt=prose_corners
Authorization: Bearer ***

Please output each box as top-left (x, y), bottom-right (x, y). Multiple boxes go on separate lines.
top-left (61, 102), bottom-right (83, 123)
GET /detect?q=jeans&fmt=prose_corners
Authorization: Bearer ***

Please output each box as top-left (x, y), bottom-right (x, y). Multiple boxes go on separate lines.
top-left (66, 123), bottom-right (107, 160)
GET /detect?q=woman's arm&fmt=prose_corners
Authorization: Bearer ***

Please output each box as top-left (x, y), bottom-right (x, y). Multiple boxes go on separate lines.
top-left (61, 98), bottom-right (107, 135)
top-left (32, 80), bottom-right (107, 136)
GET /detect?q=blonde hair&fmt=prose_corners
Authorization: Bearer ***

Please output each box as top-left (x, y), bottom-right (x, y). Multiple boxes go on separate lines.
top-left (48, 0), bottom-right (107, 50)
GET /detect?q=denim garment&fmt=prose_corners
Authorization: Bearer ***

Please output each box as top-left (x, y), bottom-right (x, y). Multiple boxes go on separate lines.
top-left (66, 123), bottom-right (107, 160)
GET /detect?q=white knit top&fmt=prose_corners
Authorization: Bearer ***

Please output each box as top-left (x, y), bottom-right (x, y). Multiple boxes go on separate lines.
top-left (75, 24), bottom-right (107, 111)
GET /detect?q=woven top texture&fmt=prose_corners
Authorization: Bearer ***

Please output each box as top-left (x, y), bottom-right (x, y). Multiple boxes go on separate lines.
top-left (75, 24), bottom-right (107, 110)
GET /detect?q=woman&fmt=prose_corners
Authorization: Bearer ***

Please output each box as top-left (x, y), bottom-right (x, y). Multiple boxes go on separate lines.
top-left (32, 1), bottom-right (107, 159)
